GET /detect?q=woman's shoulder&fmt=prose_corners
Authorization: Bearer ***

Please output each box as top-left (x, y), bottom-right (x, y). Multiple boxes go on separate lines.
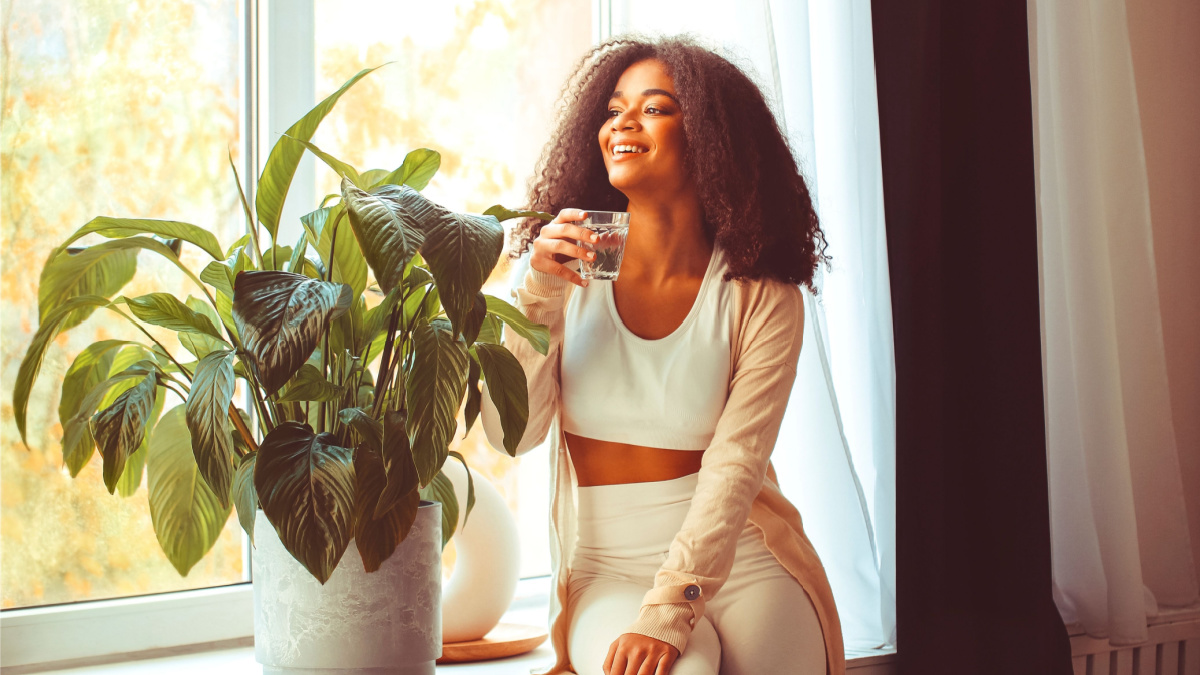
top-left (728, 273), bottom-right (804, 323)
top-left (726, 274), bottom-right (805, 370)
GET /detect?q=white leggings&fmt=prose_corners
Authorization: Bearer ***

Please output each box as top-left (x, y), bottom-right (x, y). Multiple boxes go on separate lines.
top-left (566, 473), bottom-right (825, 675)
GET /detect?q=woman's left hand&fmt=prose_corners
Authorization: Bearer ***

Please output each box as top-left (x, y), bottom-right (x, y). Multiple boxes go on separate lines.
top-left (604, 633), bottom-right (680, 675)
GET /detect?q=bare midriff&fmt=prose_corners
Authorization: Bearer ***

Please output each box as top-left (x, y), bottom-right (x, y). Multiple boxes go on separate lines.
top-left (565, 431), bottom-right (704, 487)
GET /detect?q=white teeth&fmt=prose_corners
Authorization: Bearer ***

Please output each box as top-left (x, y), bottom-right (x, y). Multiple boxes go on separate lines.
top-left (613, 144), bottom-right (646, 155)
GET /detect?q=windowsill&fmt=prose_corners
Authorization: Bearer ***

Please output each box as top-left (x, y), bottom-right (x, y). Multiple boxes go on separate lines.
top-left (7, 576), bottom-right (897, 674)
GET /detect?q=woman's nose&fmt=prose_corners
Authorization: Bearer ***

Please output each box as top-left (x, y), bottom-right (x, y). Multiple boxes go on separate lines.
top-left (611, 110), bottom-right (639, 131)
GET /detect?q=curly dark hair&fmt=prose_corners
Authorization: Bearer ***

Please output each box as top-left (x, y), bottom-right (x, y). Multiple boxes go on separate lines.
top-left (507, 34), bottom-right (829, 292)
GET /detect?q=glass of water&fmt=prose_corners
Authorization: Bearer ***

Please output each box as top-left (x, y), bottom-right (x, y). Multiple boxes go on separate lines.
top-left (576, 211), bottom-right (630, 280)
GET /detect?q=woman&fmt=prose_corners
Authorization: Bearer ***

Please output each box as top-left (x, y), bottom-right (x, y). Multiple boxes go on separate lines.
top-left (480, 35), bottom-right (844, 675)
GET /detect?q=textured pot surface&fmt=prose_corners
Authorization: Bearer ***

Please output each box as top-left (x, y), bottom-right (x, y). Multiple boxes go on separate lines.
top-left (253, 502), bottom-right (442, 675)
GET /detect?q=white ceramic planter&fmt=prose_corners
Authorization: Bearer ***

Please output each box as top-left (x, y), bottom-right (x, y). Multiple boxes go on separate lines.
top-left (252, 502), bottom-right (442, 675)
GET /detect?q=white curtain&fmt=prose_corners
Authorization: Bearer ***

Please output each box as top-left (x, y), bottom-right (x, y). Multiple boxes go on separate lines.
top-left (1029, 0), bottom-right (1200, 646)
top-left (610, 0), bottom-right (897, 652)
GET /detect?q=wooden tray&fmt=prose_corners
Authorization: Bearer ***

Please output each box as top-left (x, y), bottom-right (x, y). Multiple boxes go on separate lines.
top-left (437, 623), bottom-right (550, 664)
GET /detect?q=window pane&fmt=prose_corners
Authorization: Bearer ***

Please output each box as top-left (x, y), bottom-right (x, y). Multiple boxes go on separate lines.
top-left (1, 0), bottom-right (246, 609)
top-left (313, 0), bottom-right (592, 579)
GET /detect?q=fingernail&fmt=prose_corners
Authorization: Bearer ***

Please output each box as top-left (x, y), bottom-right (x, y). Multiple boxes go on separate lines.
top-left (591, 234), bottom-right (599, 242)
top-left (582, 279), bottom-right (589, 287)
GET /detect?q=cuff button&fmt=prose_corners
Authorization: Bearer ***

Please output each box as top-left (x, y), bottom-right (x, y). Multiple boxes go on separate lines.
top-left (684, 584), bottom-right (701, 601)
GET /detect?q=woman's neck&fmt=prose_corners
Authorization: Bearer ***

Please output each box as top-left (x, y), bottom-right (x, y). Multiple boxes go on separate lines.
top-left (620, 192), bottom-right (711, 285)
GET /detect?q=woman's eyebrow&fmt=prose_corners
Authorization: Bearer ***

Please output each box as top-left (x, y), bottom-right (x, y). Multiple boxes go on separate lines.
top-left (609, 89), bottom-right (680, 105)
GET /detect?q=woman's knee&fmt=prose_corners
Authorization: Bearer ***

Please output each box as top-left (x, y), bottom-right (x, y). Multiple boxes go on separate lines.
top-left (669, 617), bottom-right (720, 675)
top-left (711, 578), bottom-right (825, 675)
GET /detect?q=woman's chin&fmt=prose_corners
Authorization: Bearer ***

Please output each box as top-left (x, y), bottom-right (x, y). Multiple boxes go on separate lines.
top-left (606, 170), bottom-right (642, 193)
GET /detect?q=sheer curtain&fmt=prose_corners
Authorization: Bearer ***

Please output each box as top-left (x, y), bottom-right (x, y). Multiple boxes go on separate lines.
top-left (609, 0), bottom-right (896, 652)
top-left (1029, 0), bottom-right (1200, 645)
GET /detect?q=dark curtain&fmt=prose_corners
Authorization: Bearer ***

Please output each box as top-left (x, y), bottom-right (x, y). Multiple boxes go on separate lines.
top-left (869, 2), bottom-right (1073, 674)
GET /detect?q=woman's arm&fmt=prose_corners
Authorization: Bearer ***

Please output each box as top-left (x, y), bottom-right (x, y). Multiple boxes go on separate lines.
top-left (478, 255), bottom-right (577, 456)
top-left (623, 282), bottom-right (806, 652)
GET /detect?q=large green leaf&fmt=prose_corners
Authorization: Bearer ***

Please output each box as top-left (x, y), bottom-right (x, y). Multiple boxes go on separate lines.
top-left (277, 364), bottom-right (344, 402)
top-left (474, 343), bottom-right (529, 458)
top-left (403, 283), bottom-right (441, 327)
top-left (321, 207), bottom-right (368, 299)
top-left (371, 148), bottom-right (441, 191)
top-left (447, 450), bottom-right (475, 527)
top-left (481, 205), bottom-right (554, 223)
top-left (339, 407), bottom-right (382, 450)
top-left (124, 293), bottom-right (226, 341)
top-left (353, 446), bottom-right (420, 573)
top-left (147, 406), bottom-right (232, 576)
top-left (403, 188), bottom-right (504, 341)
top-left (374, 410), bottom-right (419, 520)
top-left (287, 136), bottom-right (362, 187)
top-left (185, 350), bottom-right (238, 508)
top-left (485, 294), bottom-right (550, 355)
top-left (231, 452), bottom-right (258, 546)
top-left (362, 286), bottom-right (401, 348)
top-left (14, 295), bottom-right (113, 446)
top-left (40, 237), bottom-right (208, 331)
top-left (117, 387), bottom-right (164, 497)
top-left (254, 422), bottom-right (356, 584)
top-left (91, 370), bottom-right (158, 494)
top-left (201, 261), bottom-right (236, 298)
top-left (180, 298), bottom-right (227, 359)
top-left (61, 216), bottom-right (224, 260)
top-left (418, 469), bottom-right (458, 549)
top-left (215, 291), bottom-right (238, 340)
top-left (60, 345), bottom-right (152, 473)
top-left (59, 344), bottom-right (142, 476)
top-left (255, 67), bottom-right (379, 240)
top-left (38, 244), bottom-right (137, 331)
top-left (405, 318), bottom-right (469, 486)
top-left (329, 295), bottom-right (366, 361)
top-left (232, 270), bottom-right (352, 395)
top-left (461, 292), bottom-right (487, 346)
top-left (340, 179), bottom-right (426, 294)
top-left (475, 314), bottom-right (503, 345)
top-left (463, 356), bottom-right (482, 436)
top-left (59, 340), bottom-right (128, 431)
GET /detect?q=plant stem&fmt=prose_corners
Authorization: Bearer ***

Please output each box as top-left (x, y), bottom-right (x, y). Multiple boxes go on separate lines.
top-left (371, 305), bottom-right (402, 419)
top-left (228, 403), bottom-right (258, 452)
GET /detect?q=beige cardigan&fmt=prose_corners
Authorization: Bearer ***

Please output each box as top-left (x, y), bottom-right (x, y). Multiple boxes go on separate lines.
top-left (479, 256), bottom-right (845, 675)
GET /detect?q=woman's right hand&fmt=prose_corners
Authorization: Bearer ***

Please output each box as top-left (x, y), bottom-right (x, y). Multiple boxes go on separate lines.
top-left (530, 208), bottom-right (598, 288)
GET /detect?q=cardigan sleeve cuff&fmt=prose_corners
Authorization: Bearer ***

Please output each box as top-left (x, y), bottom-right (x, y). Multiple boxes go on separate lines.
top-left (624, 601), bottom-right (698, 654)
top-left (522, 265), bottom-right (572, 297)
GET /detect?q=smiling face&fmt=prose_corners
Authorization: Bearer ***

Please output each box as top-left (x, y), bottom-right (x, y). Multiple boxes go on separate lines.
top-left (598, 58), bottom-right (690, 197)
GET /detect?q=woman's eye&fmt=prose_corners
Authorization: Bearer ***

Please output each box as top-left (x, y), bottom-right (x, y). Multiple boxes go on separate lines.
top-left (607, 109), bottom-right (621, 117)
top-left (646, 106), bottom-right (661, 114)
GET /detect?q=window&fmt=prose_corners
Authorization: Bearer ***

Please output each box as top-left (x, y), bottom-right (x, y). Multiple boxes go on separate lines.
top-left (3, 0), bottom-right (594, 667)
top-left (1, 0), bottom-right (249, 612)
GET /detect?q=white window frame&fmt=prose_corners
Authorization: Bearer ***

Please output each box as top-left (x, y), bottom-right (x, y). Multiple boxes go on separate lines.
top-left (0, 0), bottom-right (314, 667)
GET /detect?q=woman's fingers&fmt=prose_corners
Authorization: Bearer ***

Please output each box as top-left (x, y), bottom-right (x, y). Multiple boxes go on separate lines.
top-left (655, 650), bottom-right (677, 675)
top-left (544, 237), bottom-right (596, 263)
top-left (604, 639), bottom-right (618, 674)
top-left (531, 208), bottom-right (599, 287)
top-left (638, 653), bottom-right (664, 675)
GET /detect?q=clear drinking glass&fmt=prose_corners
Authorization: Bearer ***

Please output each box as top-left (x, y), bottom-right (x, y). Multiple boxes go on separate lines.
top-left (576, 211), bottom-right (630, 280)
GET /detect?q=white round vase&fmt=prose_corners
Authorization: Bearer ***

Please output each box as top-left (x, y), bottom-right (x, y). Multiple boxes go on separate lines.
top-left (252, 502), bottom-right (442, 675)
top-left (440, 460), bottom-right (521, 643)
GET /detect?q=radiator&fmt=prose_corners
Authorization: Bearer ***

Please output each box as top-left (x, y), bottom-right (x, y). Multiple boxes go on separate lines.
top-left (1068, 608), bottom-right (1200, 675)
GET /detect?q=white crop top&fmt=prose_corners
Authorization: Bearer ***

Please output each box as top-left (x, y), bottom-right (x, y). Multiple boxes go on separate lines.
top-left (560, 243), bottom-right (734, 450)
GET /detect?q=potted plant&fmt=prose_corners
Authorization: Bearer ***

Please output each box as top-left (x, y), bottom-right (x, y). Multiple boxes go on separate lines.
top-left (12, 66), bottom-right (551, 675)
